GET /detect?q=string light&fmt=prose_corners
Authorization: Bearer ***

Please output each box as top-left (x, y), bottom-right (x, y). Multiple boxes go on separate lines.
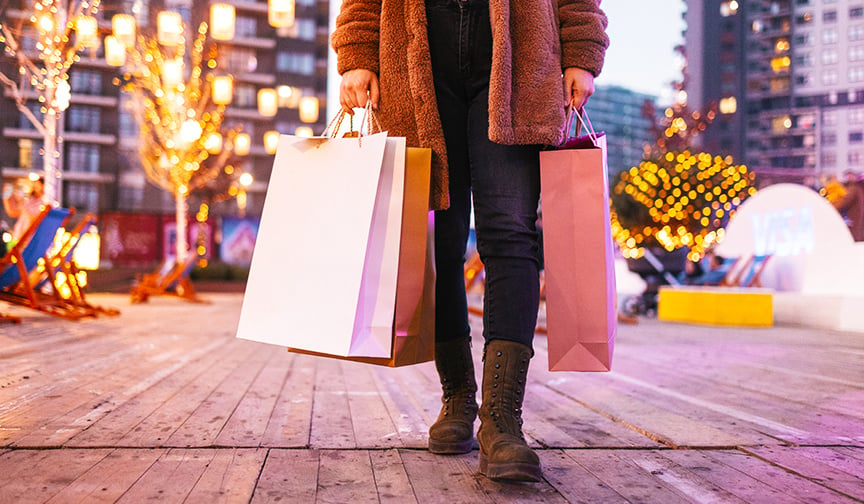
top-left (612, 102), bottom-right (757, 261)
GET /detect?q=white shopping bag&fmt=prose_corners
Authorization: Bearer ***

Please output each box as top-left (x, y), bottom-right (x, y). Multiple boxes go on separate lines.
top-left (236, 132), bottom-right (406, 358)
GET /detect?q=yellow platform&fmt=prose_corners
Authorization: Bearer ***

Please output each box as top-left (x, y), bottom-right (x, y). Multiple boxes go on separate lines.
top-left (657, 286), bottom-right (774, 327)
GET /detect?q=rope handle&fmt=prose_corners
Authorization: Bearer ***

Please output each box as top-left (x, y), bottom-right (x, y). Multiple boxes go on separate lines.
top-left (321, 100), bottom-right (384, 144)
top-left (564, 106), bottom-right (599, 142)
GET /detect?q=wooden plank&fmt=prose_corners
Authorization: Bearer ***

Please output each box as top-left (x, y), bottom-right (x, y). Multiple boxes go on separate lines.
top-left (185, 448), bottom-right (268, 503)
top-left (251, 449), bottom-right (319, 503)
top-left (65, 339), bottom-right (242, 447)
top-left (399, 449), bottom-right (491, 504)
top-left (316, 449), bottom-right (378, 503)
top-left (617, 339), bottom-right (864, 420)
top-left (0, 336), bottom-right (217, 437)
top-left (476, 464), bottom-right (569, 504)
top-left (662, 449), bottom-right (819, 504)
top-left (522, 381), bottom-right (661, 449)
top-left (162, 344), bottom-right (273, 448)
top-left (627, 451), bottom-right (750, 503)
top-left (115, 339), bottom-right (260, 447)
top-left (45, 448), bottom-right (165, 504)
top-left (309, 359), bottom-right (356, 449)
top-left (369, 449), bottom-right (417, 504)
top-left (0, 448), bottom-right (112, 503)
top-left (745, 446), bottom-right (864, 501)
top-left (537, 450), bottom-right (629, 503)
top-left (561, 450), bottom-right (694, 503)
top-left (342, 361), bottom-right (402, 449)
top-left (369, 364), bottom-right (436, 450)
top-left (702, 449), bottom-right (860, 503)
top-left (833, 447), bottom-right (864, 462)
top-left (116, 448), bottom-right (217, 503)
top-left (18, 339), bottom-right (246, 448)
top-left (214, 350), bottom-right (290, 447)
top-left (606, 354), bottom-right (864, 445)
top-left (537, 371), bottom-right (754, 448)
top-left (260, 352), bottom-right (316, 448)
top-left (0, 301), bottom-right (240, 445)
top-left (0, 449), bottom-right (59, 487)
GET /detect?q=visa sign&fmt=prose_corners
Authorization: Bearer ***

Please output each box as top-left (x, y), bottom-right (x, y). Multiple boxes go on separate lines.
top-left (749, 206), bottom-right (815, 257)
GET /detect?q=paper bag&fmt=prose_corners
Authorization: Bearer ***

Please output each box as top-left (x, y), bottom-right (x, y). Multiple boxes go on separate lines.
top-left (539, 125), bottom-right (617, 372)
top-left (237, 132), bottom-right (396, 356)
top-left (236, 131), bottom-right (434, 367)
top-left (289, 147), bottom-right (435, 367)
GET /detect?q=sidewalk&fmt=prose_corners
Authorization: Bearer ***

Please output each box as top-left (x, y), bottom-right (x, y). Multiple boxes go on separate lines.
top-left (0, 292), bottom-right (862, 503)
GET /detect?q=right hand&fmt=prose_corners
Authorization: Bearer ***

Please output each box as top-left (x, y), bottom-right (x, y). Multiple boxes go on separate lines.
top-left (340, 69), bottom-right (379, 114)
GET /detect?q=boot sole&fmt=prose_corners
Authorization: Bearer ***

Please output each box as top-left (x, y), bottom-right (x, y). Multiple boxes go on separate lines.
top-left (478, 452), bottom-right (542, 482)
top-left (428, 436), bottom-right (475, 455)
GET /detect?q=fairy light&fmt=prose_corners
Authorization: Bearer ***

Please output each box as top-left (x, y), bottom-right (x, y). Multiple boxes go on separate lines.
top-left (611, 102), bottom-right (757, 261)
top-left (115, 19), bottom-right (247, 263)
top-left (0, 0), bottom-right (104, 205)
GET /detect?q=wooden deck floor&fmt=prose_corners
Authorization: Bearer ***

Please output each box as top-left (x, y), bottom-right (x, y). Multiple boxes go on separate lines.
top-left (0, 293), bottom-right (862, 503)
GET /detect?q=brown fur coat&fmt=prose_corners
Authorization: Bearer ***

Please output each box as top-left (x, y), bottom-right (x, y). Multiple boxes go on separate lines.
top-left (332, 0), bottom-right (609, 210)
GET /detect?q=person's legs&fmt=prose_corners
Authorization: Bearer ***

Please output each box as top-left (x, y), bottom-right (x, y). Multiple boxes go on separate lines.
top-left (448, 0), bottom-right (542, 481)
top-left (425, 0), bottom-right (477, 455)
top-left (466, 87), bottom-right (543, 482)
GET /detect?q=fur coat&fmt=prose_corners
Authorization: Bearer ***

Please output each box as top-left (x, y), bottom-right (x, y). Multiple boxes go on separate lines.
top-left (332, 0), bottom-right (609, 210)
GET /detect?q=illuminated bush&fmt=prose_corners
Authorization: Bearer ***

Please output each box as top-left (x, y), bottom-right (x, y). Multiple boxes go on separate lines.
top-left (611, 150), bottom-right (757, 260)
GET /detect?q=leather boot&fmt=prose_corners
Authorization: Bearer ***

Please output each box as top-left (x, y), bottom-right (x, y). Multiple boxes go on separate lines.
top-left (477, 339), bottom-right (542, 482)
top-left (428, 338), bottom-right (479, 454)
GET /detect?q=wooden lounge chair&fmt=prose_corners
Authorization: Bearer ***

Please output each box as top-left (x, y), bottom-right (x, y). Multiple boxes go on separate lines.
top-left (130, 253), bottom-right (203, 304)
top-left (0, 206), bottom-right (95, 320)
top-left (39, 213), bottom-right (120, 316)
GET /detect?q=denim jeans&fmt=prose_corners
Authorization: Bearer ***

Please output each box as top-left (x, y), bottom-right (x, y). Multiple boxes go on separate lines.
top-left (426, 0), bottom-right (542, 350)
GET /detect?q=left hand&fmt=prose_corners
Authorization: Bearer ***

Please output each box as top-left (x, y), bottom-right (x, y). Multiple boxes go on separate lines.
top-left (564, 67), bottom-right (595, 110)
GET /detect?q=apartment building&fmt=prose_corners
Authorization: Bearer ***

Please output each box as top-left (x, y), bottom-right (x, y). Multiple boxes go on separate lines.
top-left (586, 84), bottom-right (658, 177)
top-left (0, 0), bottom-right (330, 217)
top-left (685, 0), bottom-right (864, 182)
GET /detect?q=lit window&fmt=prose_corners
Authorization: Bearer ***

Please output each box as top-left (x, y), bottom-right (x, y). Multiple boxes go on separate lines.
top-left (720, 0), bottom-right (739, 16)
top-left (775, 38), bottom-right (790, 52)
top-left (719, 96), bottom-right (738, 114)
top-left (772, 115), bottom-right (793, 133)
top-left (771, 56), bottom-right (791, 72)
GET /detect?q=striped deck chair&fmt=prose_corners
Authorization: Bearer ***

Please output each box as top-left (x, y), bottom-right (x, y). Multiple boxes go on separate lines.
top-left (130, 253), bottom-right (203, 304)
top-left (39, 213), bottom-right (120, 316)
top-left (0, 207), bottom-right (95, 320)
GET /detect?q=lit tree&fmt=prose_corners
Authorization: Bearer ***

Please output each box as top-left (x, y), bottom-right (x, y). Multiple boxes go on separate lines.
top-left (0, 0), bottom-right (102, 205)
top-left (611, 101), bottom-right (758, 261)
top-left (114, 18), bottom-right (246, 264)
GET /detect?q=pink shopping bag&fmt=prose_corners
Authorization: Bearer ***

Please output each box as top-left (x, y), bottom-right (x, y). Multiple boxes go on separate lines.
top-left (539, 110), bottom-right (616, 372)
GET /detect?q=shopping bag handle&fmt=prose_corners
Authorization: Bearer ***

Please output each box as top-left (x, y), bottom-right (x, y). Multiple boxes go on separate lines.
top-left (563, 107), bottom-right (599, 143)
top-left (321, 101), bottom-right (384, 140)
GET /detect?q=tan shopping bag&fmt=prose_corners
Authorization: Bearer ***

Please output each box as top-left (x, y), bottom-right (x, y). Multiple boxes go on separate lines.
top-left (539, 111), bottom-right (617, 371)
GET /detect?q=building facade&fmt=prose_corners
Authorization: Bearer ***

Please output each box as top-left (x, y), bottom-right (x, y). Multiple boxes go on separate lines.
top-left (587, 84), bottom-right (658, 177)
top-left (685, 0), bottom-right (864, 183)
top-left (0, 0), bottom-right (330, 219)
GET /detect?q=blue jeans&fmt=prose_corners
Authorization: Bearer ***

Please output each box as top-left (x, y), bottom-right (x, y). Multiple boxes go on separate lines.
top-left (426, 0), bottom-right (542, 350)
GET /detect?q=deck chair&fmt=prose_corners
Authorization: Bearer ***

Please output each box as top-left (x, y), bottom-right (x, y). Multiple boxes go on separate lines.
top-left (464, 250), bottom-right (485, 292)
top-left (39, 213), bottom-right (120, 316)
top-left (0, 206), bottom-right (95, 320)
top-left (130, 253), bottom-right (203, 304)
top-left (730, 254), bottom-right (772, 288)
